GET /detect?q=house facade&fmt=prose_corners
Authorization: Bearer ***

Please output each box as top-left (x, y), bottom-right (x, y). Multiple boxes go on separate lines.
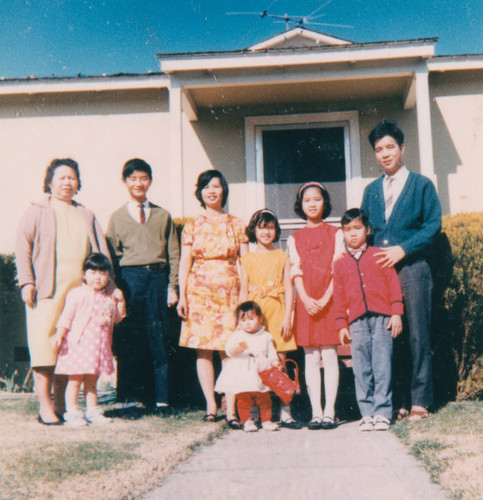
top-left (0, 27), bottom-right (482, 374)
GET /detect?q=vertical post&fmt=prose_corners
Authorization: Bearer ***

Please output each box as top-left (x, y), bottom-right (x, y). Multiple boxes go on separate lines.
top-left (169, 83), bottom-right (184, 216)
top-left (414, 65), bottom-right (437, 189)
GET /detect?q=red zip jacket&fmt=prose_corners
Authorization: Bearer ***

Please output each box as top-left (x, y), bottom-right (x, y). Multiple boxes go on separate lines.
top-left (333, 246), bottom-right (404, 330)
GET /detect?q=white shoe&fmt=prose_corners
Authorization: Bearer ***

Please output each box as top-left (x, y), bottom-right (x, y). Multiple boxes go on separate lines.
top-left (243, 419), bottom-right (258, 432)
top-left (85, 407), bottom-right (112, 425)
top-left (262, 421), bottom-right (279, 431)
top-left (359, 416), bottom-right (374, 432)
top-left (373, 415), bottom-right (390, 431)
top-left (64, 410), bottom-right (88, 428)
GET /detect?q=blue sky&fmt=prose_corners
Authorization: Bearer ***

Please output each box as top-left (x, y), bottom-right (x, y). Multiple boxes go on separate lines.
top-left (0, 0), bottom-right (481, 78)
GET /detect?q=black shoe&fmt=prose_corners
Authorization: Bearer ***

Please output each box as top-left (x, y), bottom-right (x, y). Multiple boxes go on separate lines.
top-left (38, 415), bottom-right (63, 426)
top-left (321, 416), bottom-right (338, 430)
top-left (280, 418), bottom-right (303, 430)
top-left (226, 418), bottom-right (243, 430)
top-left (203, 413), bottom-right (217, 422)
top-left (307, 417), bottom-right (323, 430)
top-left (154, 405), bottom-right (172, 417)
top-left (120, 406), bottom-right (141, 420)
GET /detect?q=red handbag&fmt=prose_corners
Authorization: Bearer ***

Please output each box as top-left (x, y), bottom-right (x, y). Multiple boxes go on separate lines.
top-left (258, 359), bottom-right (300, 405)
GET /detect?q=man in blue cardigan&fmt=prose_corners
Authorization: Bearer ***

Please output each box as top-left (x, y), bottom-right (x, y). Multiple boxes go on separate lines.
top-left (361, 120), bottom-right (441, 422)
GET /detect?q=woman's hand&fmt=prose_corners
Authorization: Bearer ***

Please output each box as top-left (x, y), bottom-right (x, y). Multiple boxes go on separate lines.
top-left (280, 316), bottom-right (293, 341)
top-left (21, 284), bottom-right (37, 308)
top-left (176, 295), bottom-right (188, 320)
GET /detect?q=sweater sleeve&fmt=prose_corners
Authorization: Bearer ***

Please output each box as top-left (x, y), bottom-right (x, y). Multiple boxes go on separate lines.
top-left (166, 214), bottom-right (180, 291)
top-left (384, 266), bottom-right (404, 316)
top-left (333, 261), bottom-right (349, 331)
top-left (56, 288), bottom-right (80, 331)
top-left (399, 179), bottom-right (442, 259)
top-left (15, 206), bottom-right (37, 289)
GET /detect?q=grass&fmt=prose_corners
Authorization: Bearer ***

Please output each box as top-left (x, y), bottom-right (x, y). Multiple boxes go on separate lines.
top-left (392, 401), bottom-right (483, 499)
top-left (0, 396), bottom-right (226, 500)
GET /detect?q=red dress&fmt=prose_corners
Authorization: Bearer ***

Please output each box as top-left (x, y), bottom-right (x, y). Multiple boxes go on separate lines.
top-left (290, 223), bottom-right (340, 347)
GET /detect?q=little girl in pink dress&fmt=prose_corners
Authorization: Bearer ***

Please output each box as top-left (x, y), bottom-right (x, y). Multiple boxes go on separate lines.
top-left (53, 253), bottom-right (126, 427)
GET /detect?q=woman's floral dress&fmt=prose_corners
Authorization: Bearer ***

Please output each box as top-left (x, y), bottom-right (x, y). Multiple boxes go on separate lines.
top-left (179, 214), bottom-right (247, 350)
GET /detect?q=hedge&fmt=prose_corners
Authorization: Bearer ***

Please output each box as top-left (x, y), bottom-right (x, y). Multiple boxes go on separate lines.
top-left (431, 212), bottom-right (483, 401)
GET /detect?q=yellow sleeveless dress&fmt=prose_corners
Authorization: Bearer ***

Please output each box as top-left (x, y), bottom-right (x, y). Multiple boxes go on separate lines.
top-left (26, 199), bottom-right (89, 367)
top-left (240, 249), bottom-right (297, 352)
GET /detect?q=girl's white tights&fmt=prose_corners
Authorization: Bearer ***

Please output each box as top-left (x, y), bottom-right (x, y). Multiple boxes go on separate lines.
top-left (304, 346), bottom-right (339, 419)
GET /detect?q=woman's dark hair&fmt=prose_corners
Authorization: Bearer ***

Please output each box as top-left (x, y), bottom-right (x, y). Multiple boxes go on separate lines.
top-left (195, 169), bottom-right (229, 208)
top-left (294, 182), bottom-right (332, 220)
top-left (122, 158), bottom-right (152, 181)
top-left (236, 300), bottom-right (262, 320)
top-left (82, 253), bottom-right (112, 274)
top-left (368, 120), bottom-right (405, 149)
top-left (43, 158), bottom-right (81, 194)
top-left (341, 208), bottom-right (369, 228)
top-left (245, 209), bottom-right (281, 243)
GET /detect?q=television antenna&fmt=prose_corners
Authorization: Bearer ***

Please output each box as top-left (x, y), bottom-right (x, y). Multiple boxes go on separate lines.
top-left (227, 1), bottom-right (353, 31)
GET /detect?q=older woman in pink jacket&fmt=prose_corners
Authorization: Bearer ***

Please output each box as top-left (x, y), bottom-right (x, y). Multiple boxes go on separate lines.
top-left (16, 158), bottom-right (109, 425)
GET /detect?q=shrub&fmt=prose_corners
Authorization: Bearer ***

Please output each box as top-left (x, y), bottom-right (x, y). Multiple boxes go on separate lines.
top-left (431, 213), bottom-right (483, 401)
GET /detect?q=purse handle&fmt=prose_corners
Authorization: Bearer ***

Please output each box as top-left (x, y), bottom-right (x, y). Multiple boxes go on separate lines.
top-left (279, 359), bottom-right (300, 390)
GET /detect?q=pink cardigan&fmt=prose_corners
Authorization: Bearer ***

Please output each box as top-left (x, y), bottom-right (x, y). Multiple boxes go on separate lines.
top-left (15, 197), bottom-right (110, 300)
top-left (57, 284), bottom-right (125, 344)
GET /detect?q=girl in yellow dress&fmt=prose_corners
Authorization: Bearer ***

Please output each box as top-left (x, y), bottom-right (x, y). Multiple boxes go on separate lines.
top-left (239, 209), bottom-right (301, 429)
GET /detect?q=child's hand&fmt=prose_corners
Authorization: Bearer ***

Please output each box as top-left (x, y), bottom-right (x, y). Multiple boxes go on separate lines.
top-left (316, 293), bottom-right (331, 312)
top-left (280, 317), bottom-right (293, 341)
top-left (387, 315), bottom-right (403, 338)
top-left (50, 332), bottom-right (63, 351)
top-left (112, 288), bottom-right (125, 303)
top-left (339, 328), bottom-right (351, 345)
top-left (271, 359), bottom-right (280, 368)
top-left (302, 296), bottom-right (321, 316)
top-left (230, 341), bottom-right (248, 357)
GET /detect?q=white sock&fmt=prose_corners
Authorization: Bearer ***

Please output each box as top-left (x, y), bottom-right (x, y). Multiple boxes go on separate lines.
top-left (280, 405), bottom-right (292, 422)
top-left (304, 347), bottom-right (323, 419)
top-left (321, 347), bottom-right (339, 419)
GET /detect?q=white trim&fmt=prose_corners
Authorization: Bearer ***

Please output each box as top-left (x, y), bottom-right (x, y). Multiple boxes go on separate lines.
top-left (249, 27), bottom-right (350, 51)
top-left (244, 111), bottom-right (361, 223)
top-left (428, 57), bottom-right (483, 72)
top-left (0, 75), bottom-right (169, 95)
top-left (161, 45), bottom-right (435, 73)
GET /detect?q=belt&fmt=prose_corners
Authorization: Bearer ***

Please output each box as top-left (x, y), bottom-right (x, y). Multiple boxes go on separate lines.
top-left (123, 263), bottom-right (166, 271)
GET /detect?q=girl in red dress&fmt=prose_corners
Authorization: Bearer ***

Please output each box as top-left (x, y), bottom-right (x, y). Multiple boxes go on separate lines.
top-left (287, 182), bottom-right (344, 430)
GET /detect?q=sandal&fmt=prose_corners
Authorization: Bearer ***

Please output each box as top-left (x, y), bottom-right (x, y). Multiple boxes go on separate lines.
top-left (321, 416), bottom-right (338, 430)
top-left (408, 407), bottom-right (429, 422)
top-left (226, 418), bottom-right (243, 430)
top-left (307, 417), bottom-right (323, 430)
top-left (202, 413), bottom-right (217, 422)
top-left (395, 408), bottom-right (409, 423)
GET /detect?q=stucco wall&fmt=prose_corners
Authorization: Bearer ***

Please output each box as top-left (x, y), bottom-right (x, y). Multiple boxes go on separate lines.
top-left (0, 88), bottom-right (171, 254)
top-left (430, 70), bottom-right (483, 215)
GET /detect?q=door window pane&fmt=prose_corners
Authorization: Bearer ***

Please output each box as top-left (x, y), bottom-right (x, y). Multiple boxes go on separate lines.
top-left (262, 126), bottom-right (346, 219)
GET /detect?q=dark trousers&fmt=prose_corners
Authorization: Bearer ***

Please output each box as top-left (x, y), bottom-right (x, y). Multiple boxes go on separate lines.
top-left (114, 266), bottom-right (169, 405)
top-left (393, 260), bottom-right (434, 410)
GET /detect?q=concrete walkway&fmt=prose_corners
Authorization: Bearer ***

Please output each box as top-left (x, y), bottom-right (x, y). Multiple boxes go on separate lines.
top-left (145, 420), bottom-right (446, 500)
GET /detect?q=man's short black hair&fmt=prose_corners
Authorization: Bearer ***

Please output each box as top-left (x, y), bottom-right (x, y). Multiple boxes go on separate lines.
top-left (122, 158), bottom-right (152, 181)
top-left (341, 208), bottom-right (369, 228)
top-left (368, 120), bottom-right (405, 149)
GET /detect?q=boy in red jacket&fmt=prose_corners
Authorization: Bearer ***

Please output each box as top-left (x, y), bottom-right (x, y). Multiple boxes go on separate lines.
top-left (334, 208), bottom-right (403, 431)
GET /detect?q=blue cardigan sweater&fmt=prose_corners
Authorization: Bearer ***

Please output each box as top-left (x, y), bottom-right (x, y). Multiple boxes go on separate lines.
top-left (361, 170), bottom-right (441, 263)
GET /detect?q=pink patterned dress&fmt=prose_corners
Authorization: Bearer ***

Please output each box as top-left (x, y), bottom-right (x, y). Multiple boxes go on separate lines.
top-left (178, 214), bottom-right (247, 351)
top-left (55, 285), bottom-right (123, 376)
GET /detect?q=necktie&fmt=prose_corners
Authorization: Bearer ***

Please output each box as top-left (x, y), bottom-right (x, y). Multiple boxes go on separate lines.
top-left (385, 176), bottom-right (395, 218)
top-left (139, 204), bottom-right (146, 224)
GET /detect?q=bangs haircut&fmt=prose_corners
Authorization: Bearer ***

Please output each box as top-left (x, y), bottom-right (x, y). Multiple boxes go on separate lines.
top-left (43, 158), bottom-right (81, 194)
top-left (195, 169), bottom-right (229, 208)
top-left (246, 209), bottom-right (281, 243)
top-left (294, 184), bottom-right (332, 220)
top-left (236, 300), bottom-right (262, 320)
top-left (82, 253), bottom-right (112, 274)
top-left (341, 208), bottom-right (369, 228)
top-left (122, 158), bottom-right (152, 181)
